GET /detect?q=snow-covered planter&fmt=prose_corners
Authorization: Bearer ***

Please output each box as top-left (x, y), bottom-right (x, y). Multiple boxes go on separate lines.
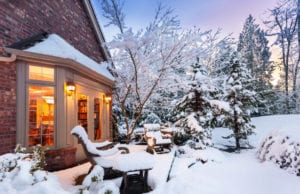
top-left (257, 131), bottom-right (300, 176)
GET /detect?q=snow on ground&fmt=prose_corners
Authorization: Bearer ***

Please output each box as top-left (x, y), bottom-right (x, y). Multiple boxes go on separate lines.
top-left (13, 114), bottom-right (298, 194)
top-left (54, 162), bottom-right (92, 192)
top-left (151, 149), bottom-right (300, 194)
top-left (149, 114), bottom-right (300, 194)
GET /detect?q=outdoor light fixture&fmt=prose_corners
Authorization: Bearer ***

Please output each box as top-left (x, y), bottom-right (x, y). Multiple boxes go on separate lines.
top-left (66, 81), bottom-right (76, 96)
top-left (104, 95), bottom-right (112, 103)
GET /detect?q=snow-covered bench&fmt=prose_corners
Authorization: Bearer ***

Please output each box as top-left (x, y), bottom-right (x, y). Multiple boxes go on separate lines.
top-left (71, 126), bottom-right (130, 177)
top-left (143, 124), bottom-right (172, 153)
top-left (71, 125), bottom-right (155, 184)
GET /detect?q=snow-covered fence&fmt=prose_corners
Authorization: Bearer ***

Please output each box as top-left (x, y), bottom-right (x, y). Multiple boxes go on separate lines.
top-left (257, 131), bottom-right (300, 176)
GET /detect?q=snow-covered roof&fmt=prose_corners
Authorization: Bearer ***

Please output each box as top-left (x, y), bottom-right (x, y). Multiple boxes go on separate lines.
top-left (25, 34), bottom-right (114, 81)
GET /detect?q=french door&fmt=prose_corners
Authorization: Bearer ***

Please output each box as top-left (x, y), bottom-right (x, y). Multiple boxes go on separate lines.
top-left (77, 91), bottom-right (102, 141)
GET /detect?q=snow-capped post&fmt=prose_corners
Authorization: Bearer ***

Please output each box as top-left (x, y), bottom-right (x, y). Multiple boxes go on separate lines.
top-left (223, 51), bottom-right (257, 150)
top-left (101, 0), bottom-right (200, 142)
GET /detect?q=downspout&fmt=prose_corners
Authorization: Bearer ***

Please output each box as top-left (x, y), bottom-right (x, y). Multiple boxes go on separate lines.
top-left (0, 47), bottom-right (16, 63)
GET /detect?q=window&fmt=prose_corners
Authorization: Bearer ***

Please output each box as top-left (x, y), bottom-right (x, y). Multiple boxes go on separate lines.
top-left (28, 86), bottom-right (54, 146)
top-left (29, 65), bottom-right (54, 82)
top-left (28, 65), bottom-right (55, 147)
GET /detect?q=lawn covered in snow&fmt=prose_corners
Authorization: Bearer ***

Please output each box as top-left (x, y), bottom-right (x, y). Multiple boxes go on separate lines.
top-left (150, 114), bottom-right (300, 194)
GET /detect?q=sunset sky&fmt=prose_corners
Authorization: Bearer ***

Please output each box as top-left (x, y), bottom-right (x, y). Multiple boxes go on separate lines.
top-left (92, 0), bottom-right (279, 41)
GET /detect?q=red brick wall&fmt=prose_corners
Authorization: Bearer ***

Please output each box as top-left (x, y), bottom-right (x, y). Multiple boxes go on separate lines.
top-left (0, 61), bottom-right (16, 155)
top-left (45, 147), bottom-right (77, 171)
top-left (0, 0), bottom-right (105, 62)
top-left (0, 0), bottom-right (106, 154)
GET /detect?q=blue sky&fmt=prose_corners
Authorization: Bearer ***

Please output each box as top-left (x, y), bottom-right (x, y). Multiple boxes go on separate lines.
top-left (92, 0), bottom-right (278, 41)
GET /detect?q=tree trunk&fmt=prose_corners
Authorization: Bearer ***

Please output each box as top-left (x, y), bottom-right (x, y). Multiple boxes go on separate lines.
top-left (285, 65), bottom-right (290, 112)
top-left (234, 109), bottom-right (240, 150)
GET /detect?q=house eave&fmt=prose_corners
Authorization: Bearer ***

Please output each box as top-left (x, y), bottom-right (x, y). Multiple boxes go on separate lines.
top-left (4, 47), bottom-right (114, 88)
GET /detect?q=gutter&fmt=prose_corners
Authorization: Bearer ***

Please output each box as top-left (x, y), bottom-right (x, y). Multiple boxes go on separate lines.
top-left (0, 47), bottom-right (16, 63)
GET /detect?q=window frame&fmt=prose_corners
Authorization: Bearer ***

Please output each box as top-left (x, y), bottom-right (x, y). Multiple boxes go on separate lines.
top-left (26, 64), bottom-right (56, 148)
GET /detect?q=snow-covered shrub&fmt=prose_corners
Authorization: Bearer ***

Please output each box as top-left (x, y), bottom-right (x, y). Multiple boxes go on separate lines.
top-left (0, 145), bottom-right (67, 194)
top-left (257, 131), bottom-right (300, 176)
top-left (78, 165), bottom-right (119, 194)
top-left (173, 131), bottom-right (190, 146)
top-left (31, 145), bottom-right (46, 171)
top-left (139, 112), bottom-right (161, 127)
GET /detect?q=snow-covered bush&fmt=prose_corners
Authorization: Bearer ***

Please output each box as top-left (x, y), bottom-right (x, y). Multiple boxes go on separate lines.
top-left (78, 165), bottom-right (119, 194)
top-left (139, 112), bottom-right (161, 127)
top-left (0, 145), bottom-right (67, 194)
top-left (257, 131), bottom-right (300, 176)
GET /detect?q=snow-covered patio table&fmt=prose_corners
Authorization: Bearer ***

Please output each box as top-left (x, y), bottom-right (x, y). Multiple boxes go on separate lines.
top-left (112, 152), bottom-right (154, 193)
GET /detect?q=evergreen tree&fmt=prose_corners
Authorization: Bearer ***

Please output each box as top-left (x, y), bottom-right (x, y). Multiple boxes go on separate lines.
top-left (238, 15), bottom-right (273, 115)
top-left (172, 58), bottom-right (220, 149)
top-left (223, 52), bottom-right (257, 150)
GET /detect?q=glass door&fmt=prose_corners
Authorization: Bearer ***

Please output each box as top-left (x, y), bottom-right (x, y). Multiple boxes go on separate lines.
top-left (77, 93), bottom-right (102, 141)
top-left (28, 86), bottom-right (55, 147)
top-left (77, 94), bottom-right (88, 132)
top-left (94, 98), bottom-right (101, 140)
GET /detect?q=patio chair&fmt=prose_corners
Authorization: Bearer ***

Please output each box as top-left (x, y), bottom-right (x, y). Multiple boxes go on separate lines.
top-left (71, 125), bottom-right (129, 178)
top-left (143, 124), bottom-right (172, 154)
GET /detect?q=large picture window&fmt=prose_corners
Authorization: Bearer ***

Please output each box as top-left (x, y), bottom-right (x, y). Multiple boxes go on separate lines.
top-left (28, 65), bottom-right (55, 147)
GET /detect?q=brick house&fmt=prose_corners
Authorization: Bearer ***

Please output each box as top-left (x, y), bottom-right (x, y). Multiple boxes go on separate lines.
top-left (0, 0), bottom-right (114, 171)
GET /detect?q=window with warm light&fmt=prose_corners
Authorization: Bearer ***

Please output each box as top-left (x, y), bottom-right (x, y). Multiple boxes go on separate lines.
top-left (28, 65), bottom-right (55, 147)
top-left (29, 65), bottom-right (54, 82)
top-left (28, 86), bottom-right (55, 146)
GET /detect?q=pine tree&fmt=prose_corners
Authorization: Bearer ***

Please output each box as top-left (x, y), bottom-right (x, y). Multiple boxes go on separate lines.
top-left (238, 15), bottom-right (273, 115)
top-left (223, 52), bottom-right (256, 150)
top-left (172, 58), bottom-right (219, 149)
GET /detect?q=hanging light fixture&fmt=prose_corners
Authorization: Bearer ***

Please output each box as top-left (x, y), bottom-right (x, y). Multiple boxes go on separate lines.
top-left (66, 81), bottom-right (76, 96)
